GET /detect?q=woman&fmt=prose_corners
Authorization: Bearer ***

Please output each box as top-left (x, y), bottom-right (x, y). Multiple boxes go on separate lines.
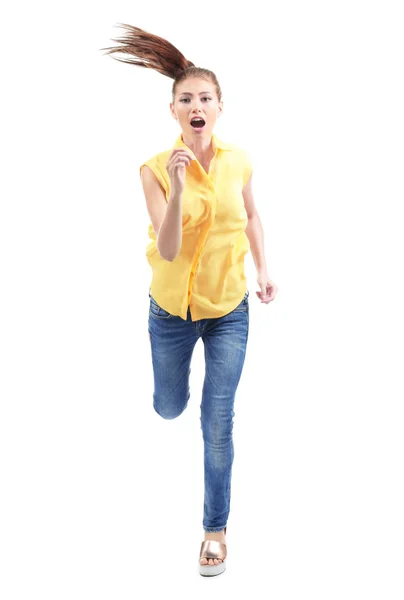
top-left (101, 23), bottom-right (278, 577)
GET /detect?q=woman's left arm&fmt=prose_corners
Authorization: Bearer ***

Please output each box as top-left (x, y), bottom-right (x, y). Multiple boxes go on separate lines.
top-left (243, 172), bottom-right (278, 303)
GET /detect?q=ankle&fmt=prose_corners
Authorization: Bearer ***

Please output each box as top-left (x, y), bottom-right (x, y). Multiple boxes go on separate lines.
top-left (204, 529), bottom-right (226, 539)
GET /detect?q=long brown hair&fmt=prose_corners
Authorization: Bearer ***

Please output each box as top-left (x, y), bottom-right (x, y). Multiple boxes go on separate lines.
top-left (100, 23), bottom-right (222, 102)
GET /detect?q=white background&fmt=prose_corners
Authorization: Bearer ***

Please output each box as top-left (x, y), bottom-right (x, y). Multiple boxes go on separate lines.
top-left (1, 1), bottom-right (403, 598)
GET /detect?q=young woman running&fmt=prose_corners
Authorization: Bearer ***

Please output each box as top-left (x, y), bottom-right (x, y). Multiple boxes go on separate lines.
top-left (101, 23), bottom-right (278, 577)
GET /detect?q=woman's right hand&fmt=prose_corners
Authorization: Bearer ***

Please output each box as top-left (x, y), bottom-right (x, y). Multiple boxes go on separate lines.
top-left (166, 149), bottom-right (195, 195)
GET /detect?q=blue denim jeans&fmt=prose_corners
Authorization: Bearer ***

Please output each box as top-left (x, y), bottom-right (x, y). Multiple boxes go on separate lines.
top-left (148, 289), bottom-right (250, 532)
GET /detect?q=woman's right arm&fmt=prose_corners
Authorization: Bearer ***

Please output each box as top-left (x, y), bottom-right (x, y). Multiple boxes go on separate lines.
top-left (156, 189), bottom-right (183, 262)
top-left (140, 149), bottom-right (194, 262)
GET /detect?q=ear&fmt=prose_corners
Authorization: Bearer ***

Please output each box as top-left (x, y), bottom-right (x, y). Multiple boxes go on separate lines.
top-left (169, 103), bottom-right (177, 120)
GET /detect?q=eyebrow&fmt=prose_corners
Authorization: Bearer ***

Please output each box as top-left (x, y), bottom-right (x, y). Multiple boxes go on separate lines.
top-left (179, 91), bottom-right (212, 96)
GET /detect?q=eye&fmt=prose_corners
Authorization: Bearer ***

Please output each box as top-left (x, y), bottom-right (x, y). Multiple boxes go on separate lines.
top-left (179, 97), bottom-right (212, 103)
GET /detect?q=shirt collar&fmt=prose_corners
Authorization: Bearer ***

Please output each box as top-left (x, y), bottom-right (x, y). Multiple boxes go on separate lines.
top-left (172, 133), bottom-right (232, 154)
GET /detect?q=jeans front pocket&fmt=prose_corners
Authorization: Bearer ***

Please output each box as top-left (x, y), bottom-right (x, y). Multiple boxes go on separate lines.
top-left (149, 295), bottom-right (173, 319)
top-left (233, 290), bottom-right (249, 312)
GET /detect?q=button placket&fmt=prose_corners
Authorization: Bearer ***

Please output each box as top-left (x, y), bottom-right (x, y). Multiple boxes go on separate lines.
top-left (184, 144), bottom-right (220, 321)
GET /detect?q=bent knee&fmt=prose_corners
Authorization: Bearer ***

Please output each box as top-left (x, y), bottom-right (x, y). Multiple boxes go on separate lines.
top-left (153, 388), bottom-right (190, 420)
top-left (153, 399), bottom-right (187, 420)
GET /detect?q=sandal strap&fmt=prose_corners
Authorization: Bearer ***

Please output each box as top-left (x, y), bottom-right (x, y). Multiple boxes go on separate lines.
top-left (199, 540), bottom-right (227, 561)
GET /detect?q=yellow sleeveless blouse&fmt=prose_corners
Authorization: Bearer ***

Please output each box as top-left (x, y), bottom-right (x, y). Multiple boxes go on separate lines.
top-left (139, 133), bottom-right (252, 321)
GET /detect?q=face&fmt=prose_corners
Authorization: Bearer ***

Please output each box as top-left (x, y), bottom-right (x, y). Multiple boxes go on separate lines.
top-left (170, 77), bottom-right (223, 138)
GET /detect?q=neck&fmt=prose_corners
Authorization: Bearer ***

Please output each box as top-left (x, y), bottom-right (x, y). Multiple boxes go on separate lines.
top-left (181, 132), bottom-right (215, 157)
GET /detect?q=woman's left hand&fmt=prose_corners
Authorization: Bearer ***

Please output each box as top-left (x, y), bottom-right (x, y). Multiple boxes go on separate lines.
top-left (256, 269), bottom-right (278, 303)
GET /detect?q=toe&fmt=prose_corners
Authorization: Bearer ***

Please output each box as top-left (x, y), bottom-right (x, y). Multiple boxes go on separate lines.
top-left (200, 557), bottom-right (223, 567)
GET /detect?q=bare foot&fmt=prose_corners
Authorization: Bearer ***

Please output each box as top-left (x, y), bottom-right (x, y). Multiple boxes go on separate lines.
top-left (199, 529), bottom-right (226, 567)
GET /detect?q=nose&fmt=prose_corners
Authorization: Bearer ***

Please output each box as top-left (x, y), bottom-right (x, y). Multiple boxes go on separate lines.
top-left (191, 101), bottom-right (204, 112)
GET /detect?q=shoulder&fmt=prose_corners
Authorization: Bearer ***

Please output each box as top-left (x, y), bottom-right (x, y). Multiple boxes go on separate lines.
top-left (140, 147), bottom-right (171, 169)
top-left (220, 140), bottom-right (251, 160)
top-left (221, 143), bottom-right (252, 174)
top-left (223, 142), bottom-right (252, 187)
top-left (139, 149), bottom-right (172, 193)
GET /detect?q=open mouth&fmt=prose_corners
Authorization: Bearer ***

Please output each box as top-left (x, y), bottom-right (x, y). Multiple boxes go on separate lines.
top-left (190, 117), bottom-right (206, 130)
